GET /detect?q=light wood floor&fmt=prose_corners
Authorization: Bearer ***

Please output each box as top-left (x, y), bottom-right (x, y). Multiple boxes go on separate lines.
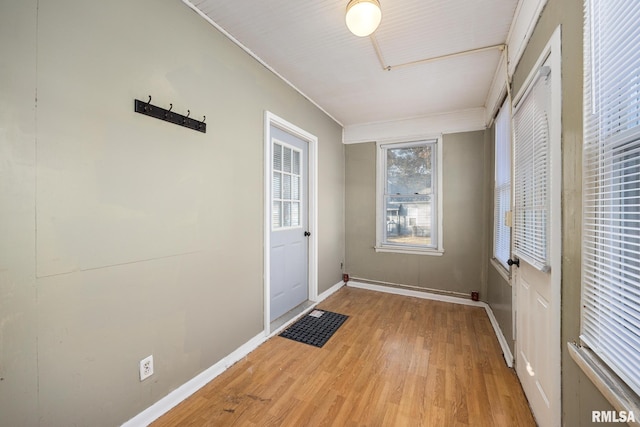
top-left (153, 287), bottom-right (536, 426)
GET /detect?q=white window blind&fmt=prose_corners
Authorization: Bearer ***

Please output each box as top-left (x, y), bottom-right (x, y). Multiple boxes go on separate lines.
top-left (272, 141), bottom-right (302, 229)
top-left (581, 0), bottom-right (640, 397)
top-left (494, 99), bottom-right (512, 269)
top-left (512, 67), bottom-right (551, 272)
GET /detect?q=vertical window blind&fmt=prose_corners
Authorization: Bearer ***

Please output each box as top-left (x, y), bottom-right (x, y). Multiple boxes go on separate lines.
top-left (582, 0), bottom-right (640, 396)
top-left (494, 99), bottom-right (512, 269)
top-left (512, 67), bottom-right (551, 272)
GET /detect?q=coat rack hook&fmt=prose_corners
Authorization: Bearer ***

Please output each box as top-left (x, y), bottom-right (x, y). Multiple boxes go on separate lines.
top-left (134, 97), bottom-right (206, 133)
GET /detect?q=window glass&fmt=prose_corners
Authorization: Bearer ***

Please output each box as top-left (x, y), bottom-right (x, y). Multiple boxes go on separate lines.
top-left (377, 140), bottom-right (439, 251)
top-left (272, 141), bottom-right (302, 229)
top-left (494, 99), bottom-right (512, 269)
top-left (581, 0), bottom-right (640, 397)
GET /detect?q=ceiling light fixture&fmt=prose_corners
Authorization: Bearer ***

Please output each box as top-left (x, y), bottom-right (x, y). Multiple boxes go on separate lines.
top-left (345, 0), bottom-right (382, 37)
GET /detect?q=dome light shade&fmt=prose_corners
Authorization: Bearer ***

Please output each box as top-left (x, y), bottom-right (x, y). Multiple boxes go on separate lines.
top-left (345, 0), bottom-right (382, 37)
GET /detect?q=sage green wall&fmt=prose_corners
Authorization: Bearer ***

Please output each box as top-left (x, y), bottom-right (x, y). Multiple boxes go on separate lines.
top-left (499, 0), bottom-right (617, 424)
top-left (345, 131), bottom-right (489, 298)
top-left (486, 264), bottom-right (513, 349)
top-left (0, 2), bottom-right (38, 426)
top-left (0, 0), bottom-right (344, 425)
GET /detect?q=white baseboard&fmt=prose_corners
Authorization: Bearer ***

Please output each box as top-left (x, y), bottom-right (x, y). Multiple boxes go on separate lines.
top-left (316, 280), bottom-right (346, 302)
top-left (347, 280), bottom-right (485, 307)
top-left (122, 332), bottom-right (266, 427)
top-left (484, 305), bottom-right (514, 367)
top-left (347, 281), bottom-right (514, 367)
top-left (122, 280), bottom-right (346, 427)
top-left (123, 280), bottom-right (513, 426)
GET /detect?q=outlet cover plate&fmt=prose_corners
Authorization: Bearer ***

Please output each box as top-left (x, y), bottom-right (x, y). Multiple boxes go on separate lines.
top-left (139, 355), bottom-right (154, 381)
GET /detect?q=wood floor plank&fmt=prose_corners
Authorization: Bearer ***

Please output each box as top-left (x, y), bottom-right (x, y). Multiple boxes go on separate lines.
top-left (152, 287), bottom-right (536, 426)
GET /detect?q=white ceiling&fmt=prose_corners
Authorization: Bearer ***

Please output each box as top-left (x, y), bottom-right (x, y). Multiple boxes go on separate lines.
top-left (187, 0), bottom-right (519, 128)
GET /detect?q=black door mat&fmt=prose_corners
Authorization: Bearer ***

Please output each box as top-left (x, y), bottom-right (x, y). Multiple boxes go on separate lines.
top-left (279, 309), bottom-right (348, 348)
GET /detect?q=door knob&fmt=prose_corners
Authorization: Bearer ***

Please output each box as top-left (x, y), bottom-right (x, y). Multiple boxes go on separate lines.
top-left (304, 231), bottom-right (311, 237)
top-left (507, 258), bottom-right (520, 268)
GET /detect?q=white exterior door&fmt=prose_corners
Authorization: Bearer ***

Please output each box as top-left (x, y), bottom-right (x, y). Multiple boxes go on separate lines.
top-left (511, 30), bottom-right (561, 427)
top-left (269, 125), bottom-right (309, 322)
top-left (514, 261), bottom-right (554, 425)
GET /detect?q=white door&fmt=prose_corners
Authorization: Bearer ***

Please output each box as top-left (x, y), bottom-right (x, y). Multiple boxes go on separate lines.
top-left (514, 261), bottom-right (554, 425)
top-left (511, 32), bottom-right (561, 427)
top-left (269, 125), bottom-right (309, 322)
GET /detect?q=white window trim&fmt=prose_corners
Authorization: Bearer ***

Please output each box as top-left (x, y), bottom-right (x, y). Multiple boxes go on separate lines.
top-left (374, 137), bottom-right (444, 256)
top-left (271, 138), bottom-right (304, 232)
top-left (263, 111), bottom-right (318, 334)
top-left (568, 343), bottom-right (640, 424)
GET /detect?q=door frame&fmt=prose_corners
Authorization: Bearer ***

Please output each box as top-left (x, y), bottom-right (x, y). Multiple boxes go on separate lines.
top-left (264, 111), bottom-right (318, 334)
top-left (510, 26), bottom-right (562, 426)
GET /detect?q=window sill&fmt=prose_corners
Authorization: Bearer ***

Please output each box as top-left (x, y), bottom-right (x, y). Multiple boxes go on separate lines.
top-left (374, 245), bottom-right (444, 256)
top-left (490, 258), bottom-right (511, 283)
top-left (568, 342), bottom-right (640, 425)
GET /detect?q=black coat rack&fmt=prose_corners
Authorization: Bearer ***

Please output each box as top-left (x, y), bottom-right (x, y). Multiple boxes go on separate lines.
top-left (134, 96), bottom-right (206, 133)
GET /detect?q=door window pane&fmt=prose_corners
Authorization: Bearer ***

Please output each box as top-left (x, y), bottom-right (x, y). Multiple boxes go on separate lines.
top-left (283, 147), bottom-right (292, 173)
top-left (272, 201), bottom-right (281, 228)
top-left (513, 71), bottom-right (551, 272)
top-left (291, 202), bottom-right (300, 227)
top-left (293, 150), bottom-right (300, 175)
top-left (273, 143), bottom-right (282, 171)
top-left (283, 201), bottom-right (291, 227)
top-left (273, 172), bottom-right (281, 199)
top-left (292, 176), bottom-right (300, 200)
top-left (283, 174), bottom-right (291, 200)
top-left (272, 140), bottom-right (303, 230)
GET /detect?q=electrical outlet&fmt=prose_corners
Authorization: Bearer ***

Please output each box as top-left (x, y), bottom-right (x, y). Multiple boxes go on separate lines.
top-left (139, 355), bottom-right (154, 381)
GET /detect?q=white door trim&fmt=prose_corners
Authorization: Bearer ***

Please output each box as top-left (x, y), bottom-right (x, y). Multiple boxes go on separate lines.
top-left (511, 26), bottom-right (562, 426)
top-left (264, 111), bottom-right (318, 334)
